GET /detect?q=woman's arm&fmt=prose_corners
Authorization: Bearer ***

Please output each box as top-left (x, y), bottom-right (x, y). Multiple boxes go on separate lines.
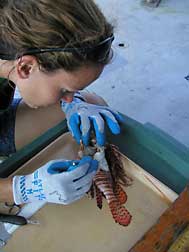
top-left (0, 178), bottom-right (14, 203)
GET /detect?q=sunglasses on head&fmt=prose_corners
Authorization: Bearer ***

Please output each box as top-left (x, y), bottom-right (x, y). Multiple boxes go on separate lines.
top-left (0, 34), bottom-right (115, 63)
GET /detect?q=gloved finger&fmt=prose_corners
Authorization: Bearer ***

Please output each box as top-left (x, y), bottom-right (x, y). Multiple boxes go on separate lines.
top-left (91, 116), bottom-right (105, 146)
top-left (64, 182), bottom-right (93, 204)
top-left (80, 116), bottom-right (91, 146)
top-left (73, 171), bottom-right (96, 189)
top-left (69, 113), bottom-right (82, 144)
top-left (87, 160), bottom-right (98, 173)
top-left (104, 107), bottom-right (124, 123)
top-left (75, 181), bottom-right (93, 196)
top-left (63, 194), bottom-right (84, 205)
top-left (68, 156), bottom-right (92, 180)
top-left (69, 159), bottom-right (97, 187)
top-left (115, 112), bottom-right (125, 123)
top-left (47, 160), bottom-right (79, 174)
top-left (82, 130), bottom-right (91, 146)
top-left (100, 110), bottom-right (121, 135)
top-left (67, 156), bottom-right (92, 172)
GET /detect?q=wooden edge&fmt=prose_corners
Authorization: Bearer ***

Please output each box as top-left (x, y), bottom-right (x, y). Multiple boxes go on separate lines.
top-left (129, 186), bottom-right (189, 252)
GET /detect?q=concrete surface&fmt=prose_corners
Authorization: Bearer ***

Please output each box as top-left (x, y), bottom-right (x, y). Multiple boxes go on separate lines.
top-left (89, 0), bottom-right (189, 147)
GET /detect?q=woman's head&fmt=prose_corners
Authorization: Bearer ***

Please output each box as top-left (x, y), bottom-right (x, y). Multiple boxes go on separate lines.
top-left (0, 0), bottom-right (114, 71)
top-left (0, 0), bottom-right (114, 107)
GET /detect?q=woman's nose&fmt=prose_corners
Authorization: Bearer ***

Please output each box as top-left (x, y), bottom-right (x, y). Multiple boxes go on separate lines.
top-left (61, 92), bottom-right (74, 103)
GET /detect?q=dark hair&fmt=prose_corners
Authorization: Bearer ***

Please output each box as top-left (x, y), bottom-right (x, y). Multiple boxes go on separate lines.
top-left (0, 0), bottom-right (114, 72)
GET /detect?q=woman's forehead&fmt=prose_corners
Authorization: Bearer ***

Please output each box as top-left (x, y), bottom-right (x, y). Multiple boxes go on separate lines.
top-left (56, 64), bottom-right (104, 91)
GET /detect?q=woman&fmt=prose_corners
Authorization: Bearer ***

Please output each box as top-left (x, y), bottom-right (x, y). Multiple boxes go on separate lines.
top-left (0, 0), bottom-right (122, 206)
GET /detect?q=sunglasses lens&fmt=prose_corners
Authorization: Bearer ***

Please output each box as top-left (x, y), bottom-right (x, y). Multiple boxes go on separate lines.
top-left (97, 44), bottom-right (111, 62)
top-left (88, 36), bottom-right (114, 63)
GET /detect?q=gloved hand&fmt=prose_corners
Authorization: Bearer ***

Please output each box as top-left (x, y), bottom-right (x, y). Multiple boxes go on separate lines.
top-left (12, 156), bottom-right (98, 205)
top-left (61, 97), bottom-right (123, 146)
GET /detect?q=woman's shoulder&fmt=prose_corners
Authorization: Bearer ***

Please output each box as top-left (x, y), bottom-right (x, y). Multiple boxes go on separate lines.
top-left (0, 77), bottom-right (6, 83)
top-left (0, 78), bottom-right (15, 111)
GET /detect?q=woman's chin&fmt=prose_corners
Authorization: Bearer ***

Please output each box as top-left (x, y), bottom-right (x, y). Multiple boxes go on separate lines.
top-left (27, 102), bottom-right (39, 109)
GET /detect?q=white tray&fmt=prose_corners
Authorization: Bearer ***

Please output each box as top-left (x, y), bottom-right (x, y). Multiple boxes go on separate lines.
top-left (3, 133), bottom-right (178, 252)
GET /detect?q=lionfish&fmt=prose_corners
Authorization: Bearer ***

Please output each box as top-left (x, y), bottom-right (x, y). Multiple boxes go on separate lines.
top-left (78, 141), bottom-right (133, 227)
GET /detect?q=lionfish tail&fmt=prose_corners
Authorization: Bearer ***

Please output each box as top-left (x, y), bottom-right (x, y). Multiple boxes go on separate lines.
top-left (109, 200), bottom-right (132, 226)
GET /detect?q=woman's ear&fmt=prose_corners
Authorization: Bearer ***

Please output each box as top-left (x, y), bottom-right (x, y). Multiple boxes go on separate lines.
top-left (16, 55), bottom-right (38, 79)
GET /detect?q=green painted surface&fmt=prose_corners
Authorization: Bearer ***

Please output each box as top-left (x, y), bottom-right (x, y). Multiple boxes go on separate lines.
top-left (0, 120), bottom-right (68, 177)
top-left (107, 114), bottom-right (189, 194)
top-left (0, 114), bottom-right (188, 193)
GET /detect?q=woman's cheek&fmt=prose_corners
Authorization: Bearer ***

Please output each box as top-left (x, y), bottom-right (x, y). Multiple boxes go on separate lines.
top-left (42, 90), bottom-right (62, 106)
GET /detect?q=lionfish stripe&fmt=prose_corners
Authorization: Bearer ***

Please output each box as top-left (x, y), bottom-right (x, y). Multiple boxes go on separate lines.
top-left (95, 184), bottom-right (103, 209)
top-left (114, 183), bottom-right (127, 204)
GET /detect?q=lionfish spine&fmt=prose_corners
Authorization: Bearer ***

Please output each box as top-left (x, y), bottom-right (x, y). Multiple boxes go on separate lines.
top-left (94, 184), bottom-right (103, 209)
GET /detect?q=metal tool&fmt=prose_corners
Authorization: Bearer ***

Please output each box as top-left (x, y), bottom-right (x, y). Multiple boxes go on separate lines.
top-left (0, 214), bottom-right (39, 247)
top-left (0, 201), bottom-right (44, 249)
top-left (0, 213), bottom-right (39, 225)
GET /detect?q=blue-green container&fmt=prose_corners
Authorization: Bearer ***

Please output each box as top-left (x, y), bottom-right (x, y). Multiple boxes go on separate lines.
top-left (0, 115), bottom-right (189, 194)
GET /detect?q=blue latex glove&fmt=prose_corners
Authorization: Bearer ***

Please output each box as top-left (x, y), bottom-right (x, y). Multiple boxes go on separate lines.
top-left (13, 156), bottom-right (98, 205)
top-left (47, 156), bottom-right (97, 174)
top-left (61, 97), bottom-right (123, 146)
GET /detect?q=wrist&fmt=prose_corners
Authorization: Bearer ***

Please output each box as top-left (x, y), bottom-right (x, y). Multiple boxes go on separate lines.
top-left (12, 175), bottom-right (27, 205)
top-left (13, 170), bottom-right (46, 205)
top-left (61, 93), bottom-right (85, 113)
top-left (73, 91), bottom-right (86, 102)
top-left (0, 177), bottom-right (14, 203)
top-left (61, 92), bottom-right (85, 106)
